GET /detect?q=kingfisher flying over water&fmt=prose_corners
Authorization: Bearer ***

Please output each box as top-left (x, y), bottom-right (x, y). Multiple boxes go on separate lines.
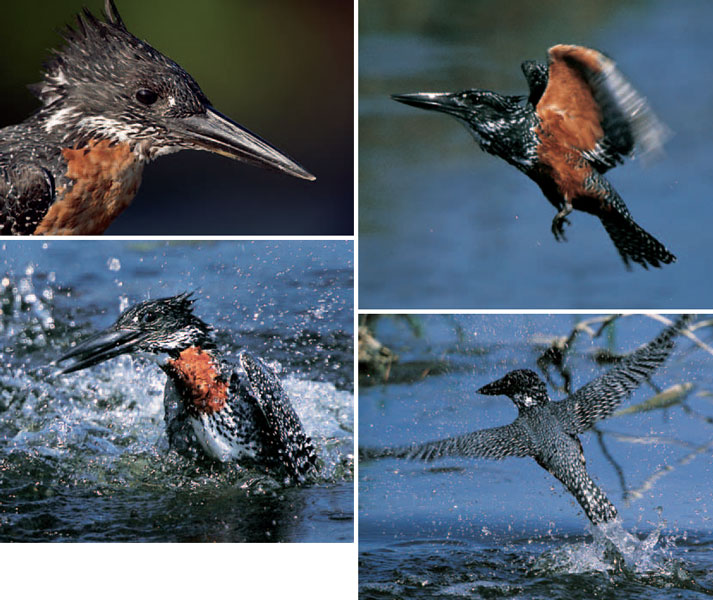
top-left (364, 316), bottom-right (689, 524)
top-left (393, 44), bottom-right (674, 269)
top-left (57, 293), bottom-right (317, 481)
top-left (0, 0), bottom-right (314, 236)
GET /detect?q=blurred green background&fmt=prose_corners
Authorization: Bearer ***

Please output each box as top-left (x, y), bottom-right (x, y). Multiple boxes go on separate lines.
top-left (0, 0), bottom-right (353, 234)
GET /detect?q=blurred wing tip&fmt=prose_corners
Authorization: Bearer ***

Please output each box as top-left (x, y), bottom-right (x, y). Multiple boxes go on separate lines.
top-left (633, 120), bottom-right (673, 164)
top-left (598, 61), bottom-right (672, 159)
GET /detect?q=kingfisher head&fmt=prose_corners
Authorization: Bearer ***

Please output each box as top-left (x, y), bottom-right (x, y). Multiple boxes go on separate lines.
top-left (477, 369), bottom-right (550, 410)
top-left (32, 0), bottom-right (313, 179)
top-left (392, 90), bottom-right (524, 155)
top-left (57, 292), bottom-right (213, 374)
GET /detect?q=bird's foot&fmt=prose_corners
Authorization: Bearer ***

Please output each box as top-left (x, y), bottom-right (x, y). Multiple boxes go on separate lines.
top-left (551, 213), bottom-right (572, 242)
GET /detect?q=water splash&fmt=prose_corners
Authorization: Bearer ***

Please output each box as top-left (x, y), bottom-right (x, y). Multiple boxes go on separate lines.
top-left (0, 268), bottom-right (57, 351)
top-left (285, 376), bottom-right (354, 481)
top-left (530, 518), bottom-right (695, 585)
top-left (0, 244), bottom-right (353, 542)
top-left (0, 270), bottom-right (352, 487)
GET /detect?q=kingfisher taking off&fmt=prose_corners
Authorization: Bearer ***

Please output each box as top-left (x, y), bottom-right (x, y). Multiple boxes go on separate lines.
top-left (0, 0), bottom-right (314, 236)
top-left (57, 293), bottom-right (317, 482)
top-left (364, 316), bottom-right (688, 525)
top-left (393, 44), bottom-right (674, 269)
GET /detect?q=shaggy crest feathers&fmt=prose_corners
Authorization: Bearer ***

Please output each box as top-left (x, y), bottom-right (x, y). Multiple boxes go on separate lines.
top-left (32, 0), bottom-right (206, 111)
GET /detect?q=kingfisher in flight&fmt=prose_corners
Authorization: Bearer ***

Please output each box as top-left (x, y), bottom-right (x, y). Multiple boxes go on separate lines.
top-left (393, 44), bottom-right (674, 269)
top-left (57, 293), bottom-right (317, 481)
top-left (0, 0), bottom-right (314, 236)
top-left (364, 316), bottom-right (688, 525)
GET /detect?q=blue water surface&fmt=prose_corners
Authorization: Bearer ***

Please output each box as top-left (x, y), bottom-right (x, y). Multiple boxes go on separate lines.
top-left (359, 0), bottom-right (713, 308)
top-left (0, 240), bottom-right (354, 542)
top-left (360, 314), bottom-right (713, 597)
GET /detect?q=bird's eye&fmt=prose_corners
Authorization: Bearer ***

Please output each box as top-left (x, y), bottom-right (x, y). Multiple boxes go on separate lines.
top-left (136, 89), bottom-right (159, 105)
top-left (141, 312), bottom-right (158, 324)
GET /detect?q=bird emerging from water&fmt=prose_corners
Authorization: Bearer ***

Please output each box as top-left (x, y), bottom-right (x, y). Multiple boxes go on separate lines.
top-left (57, 293), bottom-right (317, 482)
top-left (0, 0), bottom-right (314, 235)
top-left (392, 44), bottom-right (674, 269)
top-left (364, 316), bottom-right (689, 524)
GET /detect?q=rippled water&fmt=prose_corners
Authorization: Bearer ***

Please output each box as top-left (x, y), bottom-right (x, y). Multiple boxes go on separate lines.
top-left (360, 530), bottom-right (713, 599)
top-left (359, 314), bottom-right (713, 597)
top-left (0, 240), bottom-right (354, 542)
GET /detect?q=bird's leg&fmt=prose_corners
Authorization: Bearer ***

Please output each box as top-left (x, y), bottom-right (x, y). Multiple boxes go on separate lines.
top-left (551, 204), bottom-right (573, 241)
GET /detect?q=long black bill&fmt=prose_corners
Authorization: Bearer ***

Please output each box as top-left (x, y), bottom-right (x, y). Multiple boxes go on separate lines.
top-left (391, 92), bottom-right (466, 117)
top-left (174, 106), bottom-right (316, 181)
top-left (56, 329), bottom-right (150, 374)
top-left (477, 377), bottom-right (508, 396)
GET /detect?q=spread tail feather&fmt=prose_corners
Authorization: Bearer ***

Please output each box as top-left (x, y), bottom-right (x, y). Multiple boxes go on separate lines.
top-left (600, 215), bottom-right (676, 270)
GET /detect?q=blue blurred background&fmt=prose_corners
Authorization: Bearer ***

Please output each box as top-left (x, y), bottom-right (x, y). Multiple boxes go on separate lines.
top-left (359, 0), bottom-right (713, 308)
top-left (0, 0), bottom-right (353, 234)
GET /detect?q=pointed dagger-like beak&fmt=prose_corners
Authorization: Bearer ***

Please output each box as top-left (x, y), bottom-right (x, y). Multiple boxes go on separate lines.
top-left (477, 377), bottom-right (509, 396)
top-left (56, 328), bottom-right (152, 374)
top-left (392, 92), bottom-right (469, 118)
top-left (173, 106), bottom-right (315, 181)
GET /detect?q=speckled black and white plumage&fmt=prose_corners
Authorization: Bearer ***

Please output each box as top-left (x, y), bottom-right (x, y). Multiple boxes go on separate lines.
top-left (392, 44), bottom-right (675, 269)
top-left (366, 316), bottom-right (689, 524)
top-left (58, 292), bottom-right (317, 481)
top-left (0, 156), bottom-right (58, 234)
top-left (550, 316), bottom-right (687, 434)
top-left (164, 349), bottom-right (317, 479)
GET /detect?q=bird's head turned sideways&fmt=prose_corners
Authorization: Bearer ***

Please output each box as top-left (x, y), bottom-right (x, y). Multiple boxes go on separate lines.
top-left (392, 90), bottom-right (524, 150)
top-left (57, 292), bottom-right (214, 374)
top-left (477, 369), bottom-right (550, 410)
top-left (32, 0), bottom-right (314, 180)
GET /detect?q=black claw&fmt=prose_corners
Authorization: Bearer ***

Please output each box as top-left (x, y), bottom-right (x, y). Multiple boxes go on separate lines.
top-left (551, 216), bottom-right (571, 242)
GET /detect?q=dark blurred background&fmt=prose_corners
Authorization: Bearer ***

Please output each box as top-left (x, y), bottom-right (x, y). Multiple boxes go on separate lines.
top-left (0, 0), bottom-right (353, 235)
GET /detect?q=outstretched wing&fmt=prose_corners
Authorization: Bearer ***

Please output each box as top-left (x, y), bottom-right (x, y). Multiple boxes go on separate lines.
top-left (362, 420), bottom-right (534, 463)
top-left (536, 44), bottom-right (668, 173)
top-left (239, 352), bottom-right (317, 479)
top-left (552, 315), bottom-right (689, 434)
top-left (0, 162), bottom-right (55, 235)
